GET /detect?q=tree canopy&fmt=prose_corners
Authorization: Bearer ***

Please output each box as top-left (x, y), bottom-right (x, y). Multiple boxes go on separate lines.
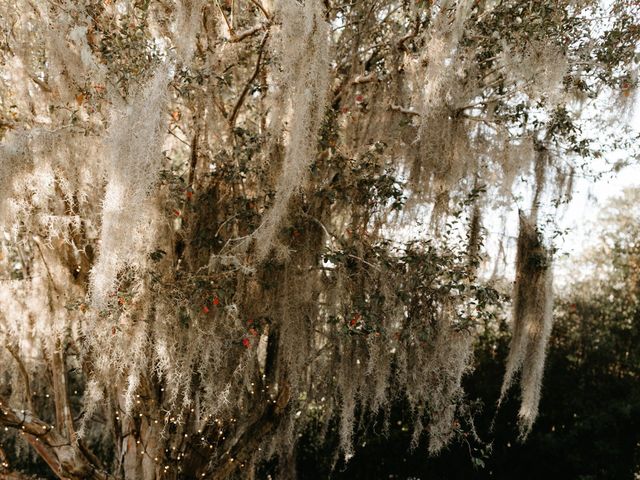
top-left (0, 0), bottom-right (638, 478)
top-left (296, 189), bottom-right (640, 480)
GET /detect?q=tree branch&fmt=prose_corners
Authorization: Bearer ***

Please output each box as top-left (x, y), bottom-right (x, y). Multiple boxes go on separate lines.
top-left (0, 472), bottom-right (36, 480)
top-left (228, 33), bottom-right (269, 129)
top-left (390, 104), bottom-right (421, 116)
top-left (0, 398), bottom-right (116, 480)
top-left (248, 0), bottom-right (270, 20)
top-left (216, 0), bottom-right (234, 37)
top-left (230, 22), bottom-right (268, 43)
top-left (4, 346), bottom-right (33, 413)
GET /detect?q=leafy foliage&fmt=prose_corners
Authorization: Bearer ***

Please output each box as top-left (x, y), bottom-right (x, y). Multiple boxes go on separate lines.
top-left (0, 0), bottom-right (638, 478)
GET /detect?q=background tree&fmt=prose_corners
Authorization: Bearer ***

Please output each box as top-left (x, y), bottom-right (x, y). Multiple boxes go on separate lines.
top-left (0, 0), bottom-right (638, 478)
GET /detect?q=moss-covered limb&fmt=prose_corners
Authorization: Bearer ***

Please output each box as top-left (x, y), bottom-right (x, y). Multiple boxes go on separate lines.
top-left (0, 471), bottom-right (36, 480)
top-left (500, 214), bottom-right (553, 437)
top-left (0, 398), bottom-right (115, 480)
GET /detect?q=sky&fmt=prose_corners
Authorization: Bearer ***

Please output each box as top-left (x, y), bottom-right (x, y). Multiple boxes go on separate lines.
top-left (525, 99), bottom-right (640, 287)
top-left (477, 90), bottom-right (640, 289)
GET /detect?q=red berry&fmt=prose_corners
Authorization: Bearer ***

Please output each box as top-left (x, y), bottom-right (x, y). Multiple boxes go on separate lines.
top-left (213, 297), bottom-right (220, 306)
top-left (202, 305), bottom-right (210, 314)
top-left (242, 338), bottom-right (250, 348)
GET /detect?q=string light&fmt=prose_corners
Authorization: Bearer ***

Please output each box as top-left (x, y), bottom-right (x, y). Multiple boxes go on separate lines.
top-left (0, 390), bottom-right (259, 472)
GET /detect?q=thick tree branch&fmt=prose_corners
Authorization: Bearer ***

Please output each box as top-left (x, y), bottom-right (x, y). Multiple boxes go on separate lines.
top-left (0, 398), bottom-right (116, 480)
top-left (0, 473), bottom-right (35, 480)
top-left (51, 342), bottom-right (75, 441)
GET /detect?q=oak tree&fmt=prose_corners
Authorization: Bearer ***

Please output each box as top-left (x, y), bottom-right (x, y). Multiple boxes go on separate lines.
top-left (0, 0), bottom-right (637, 478)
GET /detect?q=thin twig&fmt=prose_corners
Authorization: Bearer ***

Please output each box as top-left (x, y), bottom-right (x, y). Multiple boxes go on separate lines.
top-left (351, 72), bottom-right (377, 84)
top-left (347, 254), bottom-right (381, 271)
top-left (229, 33), bottom-right (269, 129)
top-left (231, 22), bottom-right (268, 43)
top-left (5, 345), bottom-right (33, 412)
top-left (168, 127), bottom-right (191, 147)
top-left (249, 0), bottom-right (271, 19)
top-left (390, 104), bottom-right (421, 116)
top-left (211, 94), bottom-right (229, 118)
top-left (215, 0), bottom-right (234, 36)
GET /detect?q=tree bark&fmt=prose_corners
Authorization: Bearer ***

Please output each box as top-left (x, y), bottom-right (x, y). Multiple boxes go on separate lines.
top-left (0, 398), bottom-right (115, 480)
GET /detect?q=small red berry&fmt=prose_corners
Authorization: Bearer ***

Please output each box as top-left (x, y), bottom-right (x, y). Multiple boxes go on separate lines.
top-left (249, 328), bottom-right (258, 337)
top-left (173, 209), bottom-right (181, 217)
top-left (242, 338), bottom-right (250, 348)
top-left (213, 297), bottom-right (220, 306)
top-left (202, 305), bottom-right (210, 314)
